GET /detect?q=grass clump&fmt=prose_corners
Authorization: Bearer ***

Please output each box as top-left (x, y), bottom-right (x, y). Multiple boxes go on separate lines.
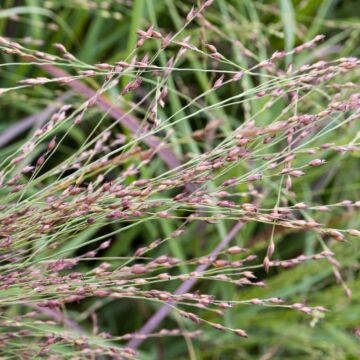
top-left (0, 1), bottom-right (359, 359)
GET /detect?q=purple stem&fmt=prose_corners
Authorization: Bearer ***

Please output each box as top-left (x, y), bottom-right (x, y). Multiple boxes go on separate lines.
top-left (40, 64), bottom-right (181, 170)
top-left (31, 304), bottom-right (84, 333)
top-left (127, 221), bottom-right (245, 349)
top-left (0, 92), bottom-right (72, 148)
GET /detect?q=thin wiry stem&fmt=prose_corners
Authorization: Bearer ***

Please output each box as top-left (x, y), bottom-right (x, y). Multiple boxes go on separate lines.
top-left (127, 220), bottom-right (245, 349)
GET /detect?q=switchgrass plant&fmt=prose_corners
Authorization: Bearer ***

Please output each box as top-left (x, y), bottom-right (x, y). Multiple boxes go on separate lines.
top-left (0, 1), bottom-right (359, 359)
